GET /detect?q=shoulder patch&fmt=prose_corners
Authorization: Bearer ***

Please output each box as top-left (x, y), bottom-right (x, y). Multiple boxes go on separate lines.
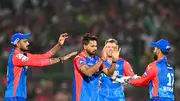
top-left (79, 59), bottom-right (85, 65)
top-left (143, 72), bottom-right (148, 76)
top-left (16, 54), bottom-right (29, 62)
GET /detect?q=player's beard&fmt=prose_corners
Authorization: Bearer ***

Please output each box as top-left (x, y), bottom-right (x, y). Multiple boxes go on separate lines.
top-left (20, 46), bottom-right (28, 52)
top-left (87, 50), bottom-right (96, 56)
top-left (153, 54), bottom-right (158, 60)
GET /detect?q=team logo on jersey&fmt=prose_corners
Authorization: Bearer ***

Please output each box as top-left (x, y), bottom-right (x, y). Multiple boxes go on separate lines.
top-left (87, 62), bottom-right (94, 66)
top-left (166, 62), bottom-right (173, 69)
top-left (143, 72), bottom-right (148, 76)
top-left (16, 54), bottom-right (29, 62)
top-left (79, 59), bottom-right (84, 65)
top-left (12, 38), bottom-right (20, 45)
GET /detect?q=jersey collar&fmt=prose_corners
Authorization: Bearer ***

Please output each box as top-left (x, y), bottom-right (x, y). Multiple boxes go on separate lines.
top-left (157, 56), bottom-right (167, 61)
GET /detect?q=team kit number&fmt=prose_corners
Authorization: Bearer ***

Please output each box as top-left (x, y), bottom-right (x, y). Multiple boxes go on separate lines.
top-left (167, 73), bottom-right (174, 86)
top-left (162, 73), bottom-right (174, 92)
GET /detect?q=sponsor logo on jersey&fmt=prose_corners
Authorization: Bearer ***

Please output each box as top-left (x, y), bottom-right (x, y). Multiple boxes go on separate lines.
top-left (167, 66), bottom-right (173, 69)
top-left (163, 86), bottom-right (173, 92)
top-left (16, 54), bottom-right (29, 62)
top-left (87, 62), bottom-right (94, 66)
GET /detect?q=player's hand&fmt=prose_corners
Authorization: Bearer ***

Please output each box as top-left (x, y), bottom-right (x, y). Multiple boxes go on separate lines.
top-left (60, 51), bottom-right (78, 63)
top-left (111, 72), bottom-right (118, 80)
top-left (58, 33), bottom-right (68, 45)
top-left (131, 74), bottom-right (141, 79)
top-left (101, 46), bottom-right (107, 61)
top-left (112, 46), bottom-right (121, 61)
top-left (112, 76), bottom-right (131, 85)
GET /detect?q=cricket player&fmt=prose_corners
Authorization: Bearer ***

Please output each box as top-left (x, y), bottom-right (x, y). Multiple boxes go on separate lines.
top-left (5, 33), bottom-right (77, 101)
top-left (72, 34), bottom-right (119, 101)
top-left (129, 39), bottom-right (174, 101)
top-left (98, 38), bottom-right (136, 101)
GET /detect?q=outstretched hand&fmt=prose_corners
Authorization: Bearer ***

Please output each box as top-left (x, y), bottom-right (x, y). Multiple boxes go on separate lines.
top-left (131, 74), bottom-right (141, 79)
top-left (60, 51), bottom-right (78, 63)
top-left (112, 76), bottom-right (131, 85)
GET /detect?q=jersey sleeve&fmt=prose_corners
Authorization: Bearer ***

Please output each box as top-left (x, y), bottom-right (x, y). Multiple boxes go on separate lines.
top-left (74, 56), bottom-right (87, 70)
top-left (27, 51), bottom-right (53, 59)
top-left (129, 63), bottom-right (158, 87)
top-left (124, 61), bottom-right (135, 76)
top-left (13, 53), bottom-right (51, 67)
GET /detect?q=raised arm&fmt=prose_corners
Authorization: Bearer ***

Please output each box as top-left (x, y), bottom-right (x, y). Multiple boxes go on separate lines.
top-left (27, 33), bottom-right (68, 58)
top-left (13, 53), bottom-right (60, 67)
top-left (129, 63), bottom-right (158, 87)
top-left (103, 47), bottom-right (121, 77)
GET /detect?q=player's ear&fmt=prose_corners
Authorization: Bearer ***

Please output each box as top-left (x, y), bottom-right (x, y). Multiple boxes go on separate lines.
top-left (83, 44), bottom-right (87, 50)
top-left (157, 48), bottom-right (161, 54)
top-left (16, 42), bottom-right (20, 47)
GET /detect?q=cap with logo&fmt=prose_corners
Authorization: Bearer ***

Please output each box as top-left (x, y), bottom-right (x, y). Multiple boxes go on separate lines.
top-left (11, 33), bottom-right (30, 46)
top-left (150, 39), bottom-right (171, 53)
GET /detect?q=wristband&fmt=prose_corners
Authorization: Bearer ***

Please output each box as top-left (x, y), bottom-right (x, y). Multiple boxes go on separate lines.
top-left (59, 57), bottom-right (64, 63)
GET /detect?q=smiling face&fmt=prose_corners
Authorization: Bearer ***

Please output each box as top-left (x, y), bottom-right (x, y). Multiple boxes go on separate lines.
top-left (104, 39), bottom-right (118, 57)
top-left (16, 39), bottom-right (30, 52)
top-left (105, 42), bottom-right (118, 57)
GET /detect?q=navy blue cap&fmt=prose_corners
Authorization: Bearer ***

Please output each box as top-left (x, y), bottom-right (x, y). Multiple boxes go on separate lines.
top-left (150, 39), bottom-right (171, 53)
top-left (11, 33), bottom-right (30, 46)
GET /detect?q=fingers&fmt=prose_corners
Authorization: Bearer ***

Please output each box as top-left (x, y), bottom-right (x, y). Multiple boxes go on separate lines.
top-left (66, 51), bottom-right (78, 58)
top-left (101, 47), bottom-right (107, 60)
top-left (70, 51), bottom-right (78, 56)
top-left (118, 47), bottom-right (121, 53)
top-left (62, 51), bottom-right (78, 61)
top-left (60, 33), bottom-right (68, 38)
top-left (131, 75), bottom-right (141, 79)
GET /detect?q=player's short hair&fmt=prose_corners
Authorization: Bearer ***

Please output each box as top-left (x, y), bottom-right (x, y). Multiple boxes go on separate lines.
top-left (160, 49), bottom-right (168, 55)
top-left (105, 38), bottom-right (118, 45)
top-left (82, 33), bottom-right (97, 45)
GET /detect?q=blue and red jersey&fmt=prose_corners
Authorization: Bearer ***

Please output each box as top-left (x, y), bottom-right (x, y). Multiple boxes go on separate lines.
top-left (5, 49), bottom-right (52, 98)
top-left (72, 51), bottom-right (104, 101)
top-left (98, 58), bottom-right (134, 101)
top-left (130, 57), bottom-right (174, 101)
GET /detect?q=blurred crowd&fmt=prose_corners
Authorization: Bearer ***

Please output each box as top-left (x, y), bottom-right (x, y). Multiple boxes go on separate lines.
top-left (0, 0), bottom-right (180, 101)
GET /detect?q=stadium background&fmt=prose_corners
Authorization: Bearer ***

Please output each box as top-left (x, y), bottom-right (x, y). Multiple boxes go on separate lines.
top-left (0, 0), bottom-right (180, 101)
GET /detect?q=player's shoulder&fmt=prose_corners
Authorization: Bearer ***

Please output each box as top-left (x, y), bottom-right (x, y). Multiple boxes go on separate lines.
top-left (118, 58), bottom-right (130, 64)
top-left (13, 52), bottom-right (29, 62)
top-left (74, 54), bottom-right (85, 61)
top-left (148, 61), bottom-right (157, 67)
top-left (146, 61), bottom-right (158, 71)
